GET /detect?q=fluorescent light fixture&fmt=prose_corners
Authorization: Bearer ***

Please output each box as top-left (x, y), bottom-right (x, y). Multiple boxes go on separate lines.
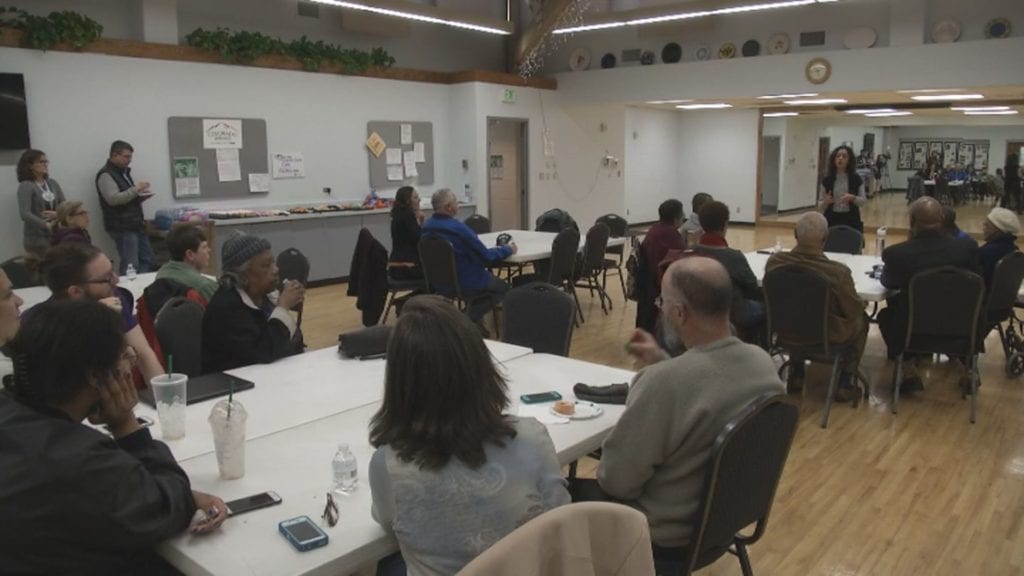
top-left (910, 94), bottom-right (985, 101)
top-left (646, 99), bottom-right (693, 104)
top-left (310, 0), bottom-right (514, 35)
top-left (896, 88), bottom-right (963, 94)
top-left (964, 110), bottom-right (1019, 116)
top-left (677, 103), bottom-right (733, 110)
top-left (757, 93), bottom-right (819, 99)
top-left (950, 106), bottom-right (1010, 111)
top-left (845, 108), bottom-right (897, 114)
top-left (554, 0), bottom-right (839, 34)
top-left (865, 111), bottom-right (913, 117)
top-left (783, 98), bottom-right (848, 105)
top-left (763, 112), bottom-right (799, 117)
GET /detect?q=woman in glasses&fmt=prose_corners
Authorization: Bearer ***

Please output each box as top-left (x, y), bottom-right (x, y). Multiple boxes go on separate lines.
top-left (0, 299), bottom-right (227, 573)
top-left (50, 200), bottom-right (93, 246)
top-left (369, 295), bottom-right (570, 575)
top-left (16, 149), bottom-right (66, 259)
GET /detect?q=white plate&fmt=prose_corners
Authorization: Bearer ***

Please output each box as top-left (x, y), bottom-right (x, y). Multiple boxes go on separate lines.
top-left (767, 33), bottom-right (790, 55)
top-left (550, 401), bottom-right (604, 420)
top-left (569, 48), bottom-right (592, 71)
top-left (695, 45), bottom-right (711, 61)
top-left (931, 18), bottom-right (961, 43)
top-left (844, 26), bottom-right (877, 49)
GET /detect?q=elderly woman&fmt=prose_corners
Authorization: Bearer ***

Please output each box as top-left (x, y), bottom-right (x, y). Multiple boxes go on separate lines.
top-left (0, 269), bottom-right (25, 380)
top-left (50, 200), bottom-right (93, 246)
top-left (201, 233), bottom-right (305, 373)
top-left (979, 207), bottom-right (1021, 287)
top-left (17, 149), bottom-right (66, 258)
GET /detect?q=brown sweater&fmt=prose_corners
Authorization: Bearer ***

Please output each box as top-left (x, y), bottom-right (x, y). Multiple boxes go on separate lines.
top-left (597, 336), bottom-right (784, 547)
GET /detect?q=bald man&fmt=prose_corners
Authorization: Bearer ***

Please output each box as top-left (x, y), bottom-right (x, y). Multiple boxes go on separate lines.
top-left (766, 212), bottom-right (868, 399)
top-left (878, 197), bottom-right (980, 391)
top-left (578, 257), bottom-right (783, 573)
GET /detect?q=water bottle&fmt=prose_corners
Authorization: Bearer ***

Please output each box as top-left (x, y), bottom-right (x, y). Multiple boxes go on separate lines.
top-left (875, 226), bottom-right (887, 257)
top-left (126, 263), bottom-right (137, 281)
top-left (332, 444), bottom-right (359, 494)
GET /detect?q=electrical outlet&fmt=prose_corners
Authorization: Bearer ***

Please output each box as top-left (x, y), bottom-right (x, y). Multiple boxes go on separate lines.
top-left (322, 187), bottom-right (331, 194)
top-left (736, 206), bottom-right (741, 214)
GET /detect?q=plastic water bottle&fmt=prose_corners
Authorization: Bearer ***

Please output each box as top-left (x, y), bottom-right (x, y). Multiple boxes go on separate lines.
top-left (126, 264), bottom-right (137, 281)
top-left (332, 444), bottom-right (359, 494)
top-left (874, 226), bottom-right (887, 257)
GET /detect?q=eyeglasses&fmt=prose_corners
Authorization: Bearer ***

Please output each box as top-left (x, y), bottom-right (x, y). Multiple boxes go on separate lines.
top-left (84, 271), bottom-right (117, 285)
top-left (35, 160), bottom-right (49, 165)
top-left (71, 210), bottom-right (88, 216)
top-left (322, 493), bottom-right (339, 527)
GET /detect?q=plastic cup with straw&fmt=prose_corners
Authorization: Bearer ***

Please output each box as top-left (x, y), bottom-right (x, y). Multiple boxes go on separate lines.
top-left (150, 354), bottom-right (186, 440)
top-left (210, 378), bottom-right (247, 479)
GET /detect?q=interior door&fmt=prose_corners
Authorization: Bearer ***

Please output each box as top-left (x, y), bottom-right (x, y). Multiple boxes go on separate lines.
top-left (761, 136), bottom-right (781, 216)
top-left (487, 118), bottom-right (526, 231)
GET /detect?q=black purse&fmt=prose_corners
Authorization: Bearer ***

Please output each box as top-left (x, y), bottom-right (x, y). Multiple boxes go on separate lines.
top-left (572, 382), bottom-right (629, 405)
top-left (338, 325), bottom-right (392, 359)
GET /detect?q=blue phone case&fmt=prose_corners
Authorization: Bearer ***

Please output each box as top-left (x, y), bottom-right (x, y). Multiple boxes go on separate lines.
top-left (279, 516), bottom-right (329, 552)
top-left (520, 391), bottom-right (562, 404)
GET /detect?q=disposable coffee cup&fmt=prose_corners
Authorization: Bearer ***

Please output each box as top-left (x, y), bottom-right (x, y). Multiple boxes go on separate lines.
top-left (208, 399), bottom-right (247, 480)
top-left (150, 373), bottom-right (187, 440)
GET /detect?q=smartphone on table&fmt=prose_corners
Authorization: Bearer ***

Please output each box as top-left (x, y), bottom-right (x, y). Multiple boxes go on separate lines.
top-left (279, 516), bottom-right (329, 552)
top-left (520, 391), bottom-right (562, 404)
top-left (225, 491), bottom-right (282, 517)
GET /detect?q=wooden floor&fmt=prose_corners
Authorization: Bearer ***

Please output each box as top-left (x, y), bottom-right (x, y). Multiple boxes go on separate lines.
top-left (300, 226), bottom-right (1024, 576)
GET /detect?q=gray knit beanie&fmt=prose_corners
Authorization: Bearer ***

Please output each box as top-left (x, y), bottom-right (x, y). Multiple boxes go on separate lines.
top-left (221, 232), bottom-right (271, 271)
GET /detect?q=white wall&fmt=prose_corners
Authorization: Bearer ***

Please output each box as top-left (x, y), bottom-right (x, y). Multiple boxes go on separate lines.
top-left (624, 107), bottom-right (680, 223)
top-left (677, 109), bottom-right (760, 224)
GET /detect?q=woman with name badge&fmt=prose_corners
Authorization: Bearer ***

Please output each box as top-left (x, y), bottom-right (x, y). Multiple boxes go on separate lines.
top-left (16, 149), bottom-right (66, 259)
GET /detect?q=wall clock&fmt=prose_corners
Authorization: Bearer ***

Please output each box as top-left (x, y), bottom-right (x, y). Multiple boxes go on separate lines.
top-left (805, 57), bottom-right (831, 84)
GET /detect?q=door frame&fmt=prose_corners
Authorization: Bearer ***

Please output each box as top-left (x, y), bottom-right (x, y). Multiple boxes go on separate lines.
top-left (760, 135), bottom-right (782, 216)
top-left (486, 116), bottom-right (530, 230)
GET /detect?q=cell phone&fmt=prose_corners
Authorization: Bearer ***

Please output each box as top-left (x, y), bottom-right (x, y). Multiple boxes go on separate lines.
top-left (520, 391), bottom-right (562, 404)
top-left (225, 491), bottom-right (283, 517)
top-left (279, 516), bottom-right (329, 552)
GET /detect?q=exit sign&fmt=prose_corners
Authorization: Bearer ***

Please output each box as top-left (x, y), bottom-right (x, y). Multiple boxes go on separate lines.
top-left (502, 88), bottom-right (516, 104)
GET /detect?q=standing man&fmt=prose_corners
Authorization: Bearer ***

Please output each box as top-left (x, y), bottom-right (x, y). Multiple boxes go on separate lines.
top-left (96, 140), bottom-right (155, 274)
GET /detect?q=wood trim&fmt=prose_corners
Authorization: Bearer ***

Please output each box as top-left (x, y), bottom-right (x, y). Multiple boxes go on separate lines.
top-left (0, 27), bottom-right (556, 90)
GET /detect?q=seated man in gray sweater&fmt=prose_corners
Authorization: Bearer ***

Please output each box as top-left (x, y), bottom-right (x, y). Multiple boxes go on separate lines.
top-left (575, 257), bottom-right (784, 573)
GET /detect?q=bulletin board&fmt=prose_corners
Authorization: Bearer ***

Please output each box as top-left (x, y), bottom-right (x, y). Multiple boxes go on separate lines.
top-left (366, 121), bottom-right (434, 189)
top-left (167, 117), bottom-right (269, 200)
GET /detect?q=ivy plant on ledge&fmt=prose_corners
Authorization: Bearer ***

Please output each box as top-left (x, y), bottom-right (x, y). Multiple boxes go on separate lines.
top-left (185, 27), bottom-right (395, 73)
top-left (0, 6), bottom-right (103, 50)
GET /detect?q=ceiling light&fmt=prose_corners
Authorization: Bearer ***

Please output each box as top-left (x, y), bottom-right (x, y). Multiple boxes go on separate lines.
top-left (865, 111), bottom-right (914, 117)
top-left (845, 108), bottom-right (897, 114)
top-left (963, 110), bottom-right (1019, 116)
top-left (554, 0), bottom-right (840, 34)
top-left (646, 99), bottom-right (693, 104)
top-left (763, 112), bottom-right (799, 117)
top-left (784, 98), bottom-right (848, 105)
top-left (896, 88), bottom-right (964, 94)
top-left (910, 94), bottom-right (985, 101)
top-left (950, 106), bottom-right (1011, 111)
top-left (311, 0), bottom-right (513, 35)
top-left (757, 93), bottom-right (819, 99)
top-left (676, 103), bottom-right (733, 110)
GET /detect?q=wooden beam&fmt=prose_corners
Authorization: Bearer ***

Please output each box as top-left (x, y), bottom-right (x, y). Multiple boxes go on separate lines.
top-left (513, 0), bottom-right (576, 70)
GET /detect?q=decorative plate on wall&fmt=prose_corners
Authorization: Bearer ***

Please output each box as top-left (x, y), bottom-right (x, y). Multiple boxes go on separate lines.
top-left (843, 26), bottom-right (878, 49)
top-left (568, 48), bottom-right (591, 71)
top-left (767, 33), bottom-right (790, 54)
top-left (661, 42), bottom-right (682, 63)
top-left (600, 53), bottom-right (617, 69)
top-left (805, 57), bottom-right (832, 85)
top-left (718, 42), bottom-right (737, 59)
top-left (985, 17), bottom-right (1011, 39)
top-left (695, 45), bottom-right (711, 61)
top-left (640, 50), bottom-right (656, 65)
top-left (931, 18), bottom-right (962, 43)
top-left (741, 39), bottom-right (761, 57)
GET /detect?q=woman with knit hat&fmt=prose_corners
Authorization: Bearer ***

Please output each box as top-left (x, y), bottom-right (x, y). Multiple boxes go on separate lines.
top-left (979, 207), bottom-right (1021, 287)
top-left (201, 232), bottom-right (305, 373)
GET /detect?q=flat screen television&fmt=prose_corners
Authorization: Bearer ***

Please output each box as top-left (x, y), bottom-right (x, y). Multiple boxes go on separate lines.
top-left (0, 73), bottom-right (30, 150)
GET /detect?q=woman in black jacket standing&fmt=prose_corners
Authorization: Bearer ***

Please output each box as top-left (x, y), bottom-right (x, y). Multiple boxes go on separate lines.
top-left (820, 145), bottom-right (866, 232)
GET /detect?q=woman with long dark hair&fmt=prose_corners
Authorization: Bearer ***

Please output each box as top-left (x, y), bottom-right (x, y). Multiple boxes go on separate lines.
top-left (16, 149), bottom-right (66, 258)
top-left (820, 145), bottom-right (866, 232)
top-left (389, 186), bottom-right (424, 280)
top-left (368, 296), bottom-right (569, 575)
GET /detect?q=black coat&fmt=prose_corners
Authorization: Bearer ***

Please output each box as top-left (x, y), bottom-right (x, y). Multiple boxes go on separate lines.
top-left (202, 284), bottom-right (301, 373)
top-left (347, 228), bottom-right (389, 327)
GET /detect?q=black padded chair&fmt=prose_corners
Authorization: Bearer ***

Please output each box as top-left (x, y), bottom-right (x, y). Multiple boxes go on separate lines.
top-left (1, 257), bottom-right (39, 289)
top-left (418, 234), bottom-right (500, 337)
top-left (547, 228), bottom-right (583, 325)
top-left (276, 247), bottom-right (310, 328)
top-left (935, 175), bottom-right (953, 206)
top-left (575, 223), bottom-right (613, 317)
top-left (665, 393), bottom-right (799, 576)
top-left (892, 267), bottom-right (985, 423)
top-left (535, 208), bottom-right (577, 233)
top-left (764, 264), bottom-right (864, 428)
top-left (155, 297), bottom-right (204, 378)
top-left (381, 273), bottom-right (425, 324)
top-left (984, 252), bottom-right (1024, 377)
top-left (596, 214), bottom-right (628, 301)
top-left (464, 214), bottom-right (492, 234)
top-left (501, 282), bottom-right (576, 356)
top-left (823, 225), bottom-right (864, 255)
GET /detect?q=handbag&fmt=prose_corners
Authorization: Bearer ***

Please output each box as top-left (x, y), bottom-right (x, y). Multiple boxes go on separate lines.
top-left (338, 325), bottom-right (392, 359)
top-left (573, 382), bottom-right (628, 405)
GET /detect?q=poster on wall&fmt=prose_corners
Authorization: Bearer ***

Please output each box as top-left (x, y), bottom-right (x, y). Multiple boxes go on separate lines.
top-left (929, 142), bottom-right (943, 163)
top-left (489, 155), bottom-right (504, 180)
top-left (271, 152), bottom-right (305, 179)
top-left (957, 142), bottom-right (975, 166)
top-left (898, 142), bottom-right (914, 170)
top-left (973, 142), bottom-right (990, 170)
top-left (173, 157), bottom-right (200, 197)
top-left (943, 142), bottom-right (959, 169)
top-left (913, 142), bottom-right (928, 170)
top-left (202, 119), bottom-right (243, 149)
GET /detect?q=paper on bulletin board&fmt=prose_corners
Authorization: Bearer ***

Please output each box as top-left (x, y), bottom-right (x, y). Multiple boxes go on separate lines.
top-left (173, 157), bottom-right (200, 197)
top-left (400, 124), bottom-right (412, 145)
top-left (403, 151), bottom-right (418, 178)
top-left (202, 119), bottom-right (243, 149)
top-left (366, 132), bottom-right (386, 158)
top-left (387, 165), bottom-right (404, 181)
top-left (271, 152), bottom-right (305, 179)
top-left (413, 142), bottom-right (425, 163)
top-left (385, 148), bottom-right (402, 165)
top-left (216, 148), bottom-right (241, 182)
top-left (248, 173), bottom-right (271, 193)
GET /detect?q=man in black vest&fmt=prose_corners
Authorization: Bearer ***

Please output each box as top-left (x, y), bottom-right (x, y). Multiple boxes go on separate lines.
top-left (96, 140), bottom-right (155, 275)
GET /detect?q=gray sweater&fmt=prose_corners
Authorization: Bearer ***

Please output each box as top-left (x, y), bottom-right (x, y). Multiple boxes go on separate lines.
top-left (598, 336), bottom-right (784, 547)
top-left (17, 179), bottom-right (65, 251)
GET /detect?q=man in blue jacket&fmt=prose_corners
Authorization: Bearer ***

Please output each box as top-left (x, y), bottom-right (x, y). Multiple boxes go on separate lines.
top-left (421, 189), bottom-right (517, 328)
